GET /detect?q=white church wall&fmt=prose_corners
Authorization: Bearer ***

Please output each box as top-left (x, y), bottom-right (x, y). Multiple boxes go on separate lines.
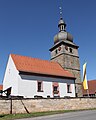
top-left (18, 78), bottom-right (53, 98)
top-left (43, 81), bottom-right (53, 97)
top-left (3, 55), bottom-right (19, 96)
top-left (18, 79), bottom-right (37, 98)
top-left (59, 83), bottom-right (75, 97)
top-left (19, 74), bottom-right (75, 98)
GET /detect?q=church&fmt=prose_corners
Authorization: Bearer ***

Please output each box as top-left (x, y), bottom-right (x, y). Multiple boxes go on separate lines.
top-left (3, 12), bottom-right (82, 98)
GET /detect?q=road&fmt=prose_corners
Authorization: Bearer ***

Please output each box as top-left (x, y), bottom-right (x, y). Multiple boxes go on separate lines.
top-left (16, 110), bottom-right (96, 120)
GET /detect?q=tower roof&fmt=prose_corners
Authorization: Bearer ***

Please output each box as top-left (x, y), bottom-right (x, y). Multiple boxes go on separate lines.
top-left (54, 17), bottom-right (73, 44)
top-left (58, 17), bottom-right (66, 27)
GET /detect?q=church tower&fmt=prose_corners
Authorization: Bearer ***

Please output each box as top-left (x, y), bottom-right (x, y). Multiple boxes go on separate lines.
top-left (49, 16), bottom-right (82, 97)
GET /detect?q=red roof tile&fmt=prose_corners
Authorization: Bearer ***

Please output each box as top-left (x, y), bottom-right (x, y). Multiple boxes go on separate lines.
top-left (0, 85), bottom-right (3, 90)
top-left (11, 54), bottom-right (75, 79)
top-left (82, 80), bottom-right (96, 94)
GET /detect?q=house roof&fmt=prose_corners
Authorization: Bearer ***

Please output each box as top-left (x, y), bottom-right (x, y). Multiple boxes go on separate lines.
top-left (0, 85), bottom-right (3, 90)
top-left (82, 80), bottom-right (96, 95)
top-left (11, 54), bottom-right (75, 79)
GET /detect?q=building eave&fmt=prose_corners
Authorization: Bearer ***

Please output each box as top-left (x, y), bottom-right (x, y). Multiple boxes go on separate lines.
top-left (49, 40), bottom-right (79, 51)
top-left (19, 71), bottom-right (76, 80)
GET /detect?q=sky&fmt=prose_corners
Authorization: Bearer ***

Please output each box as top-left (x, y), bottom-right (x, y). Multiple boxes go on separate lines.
top-left (0, 0), bottom-right (96, 84)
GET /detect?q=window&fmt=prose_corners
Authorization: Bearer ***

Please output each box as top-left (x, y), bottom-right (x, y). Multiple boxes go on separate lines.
top-left (53, 86), bottom-right (58, 91)
top-left (53, 82), bottom-right (59, 95)
top-left (69, 48), bottom-right (73, 53)
top-left (53, 86), bottom-right (59, 94)
top-left (61, 25), bottom-right (64, 31)
top-left (67, 84), bottom-right (72, 93)
top-left (55, 49), bottom-right (58, 54)
top-left (37, 81), bottom-right (43, 92)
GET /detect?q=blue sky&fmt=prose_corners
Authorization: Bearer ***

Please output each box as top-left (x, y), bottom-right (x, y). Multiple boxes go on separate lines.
top-left (0, 0), bottom-right (96, 84)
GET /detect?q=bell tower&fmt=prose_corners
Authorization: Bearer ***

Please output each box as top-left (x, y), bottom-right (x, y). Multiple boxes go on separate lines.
top-left (49, 8), bottom-right (82, 97)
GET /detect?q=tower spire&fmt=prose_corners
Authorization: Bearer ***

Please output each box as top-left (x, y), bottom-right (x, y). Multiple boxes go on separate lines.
top-left (58, 0), bottom-right (66, 32)
top-left (58, 5), bottom-right (66, 32)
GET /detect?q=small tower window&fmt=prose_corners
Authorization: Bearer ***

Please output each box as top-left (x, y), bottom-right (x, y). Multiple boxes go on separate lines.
top-left (61, 25), bottom-right (64, 31)
top-left (55, 49), bottom-right (58, 54)
top-left (69, 48), bottom-right (73, 53)
top-left (58, 46), bottom-right (61, 51)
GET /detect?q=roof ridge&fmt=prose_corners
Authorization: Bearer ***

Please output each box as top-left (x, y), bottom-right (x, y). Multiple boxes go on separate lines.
top-left (88, 80), bottom-right (96, 81)
top-left (11, 53), bottom-right (59, 64)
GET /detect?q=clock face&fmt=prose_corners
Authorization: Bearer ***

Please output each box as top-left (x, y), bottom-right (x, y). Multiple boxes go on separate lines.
top-left (58, 46), bottom-right (61, 51)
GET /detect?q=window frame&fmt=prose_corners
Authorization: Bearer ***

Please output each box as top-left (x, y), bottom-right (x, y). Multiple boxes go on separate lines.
top-left (67, 84), bottom-right (72, 93)
top-left (53, 82), bottom-right (59, 96)
top-left (37, 81), bottom-right (43, 92)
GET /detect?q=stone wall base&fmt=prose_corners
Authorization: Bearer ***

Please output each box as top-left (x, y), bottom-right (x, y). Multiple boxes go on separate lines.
top-left (0, 98), bottom-right (96, 114)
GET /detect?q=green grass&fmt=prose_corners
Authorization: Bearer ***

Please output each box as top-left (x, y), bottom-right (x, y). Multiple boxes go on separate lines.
top-left (0, 108), bottom-right (96, 120)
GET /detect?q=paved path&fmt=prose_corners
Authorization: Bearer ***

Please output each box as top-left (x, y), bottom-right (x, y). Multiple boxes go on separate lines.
top-left (16, 110), bottom-right (96, 120)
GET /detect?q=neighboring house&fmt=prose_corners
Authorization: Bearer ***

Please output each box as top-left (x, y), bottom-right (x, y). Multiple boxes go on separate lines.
top-left (0, 85), bottom-right (3, 91)
top-left (3, 54), bottom-right (76, 98)
top-left (82, 80), bottom-right (96, 97)
top-left (0, 85), bottom-right (3, 96)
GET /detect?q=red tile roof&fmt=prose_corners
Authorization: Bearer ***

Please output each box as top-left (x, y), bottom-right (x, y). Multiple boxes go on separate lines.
top-left (11, 54), bottom-right (75, 79)
top-left (0, 85), bottom-right (3, 90)
top-left (82, 80), bottom-right (96, 95)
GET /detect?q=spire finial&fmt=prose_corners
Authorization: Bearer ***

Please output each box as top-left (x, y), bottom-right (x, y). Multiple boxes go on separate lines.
top-left (59, 6), bottom-right (63, 19)
top-left (59, 0), bottom-right (63, 19)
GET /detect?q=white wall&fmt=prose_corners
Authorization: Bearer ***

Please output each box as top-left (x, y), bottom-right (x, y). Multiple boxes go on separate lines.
top-left (3, 55), bottom-right (19, 96)
top-left (43, 81), bottom-right (53, 97)
top-left (59, 83), bottom-right (75, 97)
top-left (19, 74), bottom-right (75, 98)
top-left (18, 78), bottom-right (53, 98)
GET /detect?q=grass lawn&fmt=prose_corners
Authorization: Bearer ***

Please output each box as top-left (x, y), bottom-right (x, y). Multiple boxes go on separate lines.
top-left (0, 109), bottom-right (96, 120)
